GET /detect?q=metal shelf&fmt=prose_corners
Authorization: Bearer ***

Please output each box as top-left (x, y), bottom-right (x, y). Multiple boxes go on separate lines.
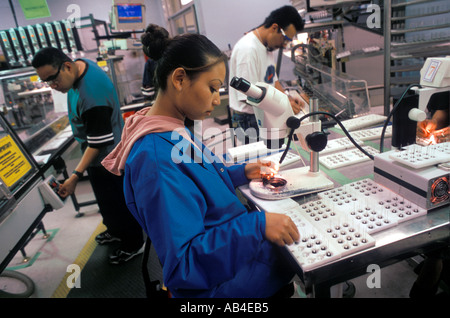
top-left (390, 64), bottom-right (422, 72)
top-left (390, 43), bottom-right (450, 60)
top-left (336, 48), bottom-right (384, 62)
top-left (391, 23), bottom-right (450, 35)
top-left (391, 9), bottom-right (450, 21)
top-left (383, 0), bottom-right (450, 114)
top-left (391, 37), bottom-right (450, 49)
top-left (391, 0), bottom-right (434, 9)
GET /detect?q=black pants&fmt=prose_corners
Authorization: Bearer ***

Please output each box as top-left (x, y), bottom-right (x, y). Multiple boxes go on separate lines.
top-left (87, 165), bottom-right (144, 251)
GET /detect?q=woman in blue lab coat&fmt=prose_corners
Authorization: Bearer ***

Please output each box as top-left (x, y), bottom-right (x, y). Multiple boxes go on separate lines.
top-left (102, 25), bottom-right (299, 298)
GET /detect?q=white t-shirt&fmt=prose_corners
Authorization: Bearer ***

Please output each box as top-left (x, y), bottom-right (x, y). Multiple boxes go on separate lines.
top-left (229, 31), bottom-right (278, 114)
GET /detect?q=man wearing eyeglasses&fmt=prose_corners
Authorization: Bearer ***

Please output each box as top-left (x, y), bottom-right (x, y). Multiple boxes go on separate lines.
top-left (32, 47), bottom-right (144, 264)
top-left (229, 5), bottom-right (305, 144)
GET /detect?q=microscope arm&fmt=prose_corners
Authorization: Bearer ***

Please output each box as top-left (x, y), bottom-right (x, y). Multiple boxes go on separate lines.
top-left (231, 78), bottom-right (322, 150)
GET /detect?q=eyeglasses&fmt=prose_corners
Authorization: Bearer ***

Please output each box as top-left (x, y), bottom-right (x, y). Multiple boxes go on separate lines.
top-left (41, 63), bottom-right (63, 85)
top-left (280, 28), bottom-right (293, 43)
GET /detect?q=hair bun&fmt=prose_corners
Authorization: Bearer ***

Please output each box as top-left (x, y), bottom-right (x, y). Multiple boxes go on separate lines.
top-left (141, 24), bottom-right (170, 60)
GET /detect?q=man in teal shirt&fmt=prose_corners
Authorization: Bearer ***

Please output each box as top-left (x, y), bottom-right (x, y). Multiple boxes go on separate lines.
top-left (32, 47), bottom-right (144, 264)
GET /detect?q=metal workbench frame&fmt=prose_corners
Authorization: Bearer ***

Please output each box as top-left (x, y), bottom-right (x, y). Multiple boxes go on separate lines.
top-left (240, 138), bottom-right (449, 297)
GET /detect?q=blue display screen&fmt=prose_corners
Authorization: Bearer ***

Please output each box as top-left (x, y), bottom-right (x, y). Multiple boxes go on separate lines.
top-left (117, 4), bottom-right (143, 23)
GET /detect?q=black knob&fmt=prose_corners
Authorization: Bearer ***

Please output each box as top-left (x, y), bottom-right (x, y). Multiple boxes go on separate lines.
top-left (306, 132), bottom-right (328, 152)
top-left (286, 116), bottom-right (301, 129)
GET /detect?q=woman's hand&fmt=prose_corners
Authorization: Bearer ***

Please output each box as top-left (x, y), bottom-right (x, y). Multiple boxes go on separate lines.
top-left (244, 160), bottom-right (279, 180)
top-left (264, 212), bottom-right (300, 246)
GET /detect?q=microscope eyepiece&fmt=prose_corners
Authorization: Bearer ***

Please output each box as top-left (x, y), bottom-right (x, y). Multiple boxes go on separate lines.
top-left (230, 76), bottom-right (264, 100)
top-left (230, 77), bottom-right (251, 92)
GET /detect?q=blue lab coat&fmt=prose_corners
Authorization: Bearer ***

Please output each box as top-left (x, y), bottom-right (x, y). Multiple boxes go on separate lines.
top-left (123, 130), bottom-right (295, 298)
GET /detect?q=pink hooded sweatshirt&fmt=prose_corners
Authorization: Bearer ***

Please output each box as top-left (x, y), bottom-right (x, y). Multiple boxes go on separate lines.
top-left (101, 107), bottom-right (191, 176)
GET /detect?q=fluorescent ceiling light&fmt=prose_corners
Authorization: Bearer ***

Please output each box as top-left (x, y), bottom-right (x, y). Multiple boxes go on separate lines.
top-left (181, 0), bottom-right (193, 5)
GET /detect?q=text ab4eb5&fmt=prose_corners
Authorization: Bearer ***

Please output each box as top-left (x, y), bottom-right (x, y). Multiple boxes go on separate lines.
top-left (180, 302), bottom-right (269, 315)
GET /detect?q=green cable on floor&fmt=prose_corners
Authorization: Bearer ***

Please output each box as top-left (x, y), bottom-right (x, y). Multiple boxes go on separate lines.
top-left (6, 229), bottom-right (59, 271)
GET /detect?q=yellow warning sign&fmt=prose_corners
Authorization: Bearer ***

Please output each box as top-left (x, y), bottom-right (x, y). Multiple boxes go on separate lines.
top-left (0, 135), bottom-right (32, 187)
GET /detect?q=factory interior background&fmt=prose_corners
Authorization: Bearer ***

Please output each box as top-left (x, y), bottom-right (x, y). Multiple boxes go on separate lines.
top-left (0, 0), bottom-right (448, 303)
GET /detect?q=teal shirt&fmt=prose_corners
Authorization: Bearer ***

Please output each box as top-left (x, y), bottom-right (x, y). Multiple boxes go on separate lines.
top-left (67, 59), bottom-right (124, 166)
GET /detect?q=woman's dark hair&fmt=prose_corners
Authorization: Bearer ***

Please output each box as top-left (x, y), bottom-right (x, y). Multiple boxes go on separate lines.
top-left (141, 24), bottom-right (228, 92)
top-left (32, 47), bottom-right (72, 69)
top-left (262, 5), bottom-right (304, 31)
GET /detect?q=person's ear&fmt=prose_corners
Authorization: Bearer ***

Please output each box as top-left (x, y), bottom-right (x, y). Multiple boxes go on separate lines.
top-left (270, 23), bottom-right (279, 32)
top-left (62, 61), bottom-right (73, 72)
top-left (171, 67), bottom-right (187, 91)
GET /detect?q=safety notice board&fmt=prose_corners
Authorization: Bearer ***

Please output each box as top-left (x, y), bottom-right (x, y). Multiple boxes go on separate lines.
top-left (0, 135), bottom-right (32, 188)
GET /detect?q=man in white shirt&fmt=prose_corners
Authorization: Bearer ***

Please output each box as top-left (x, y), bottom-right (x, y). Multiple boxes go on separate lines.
top-left (229, 5), bottom-right (305, 144)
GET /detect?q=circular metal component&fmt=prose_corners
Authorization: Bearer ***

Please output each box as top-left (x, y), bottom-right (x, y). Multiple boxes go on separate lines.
top-left (262, 177), bottom-right (287, 190)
